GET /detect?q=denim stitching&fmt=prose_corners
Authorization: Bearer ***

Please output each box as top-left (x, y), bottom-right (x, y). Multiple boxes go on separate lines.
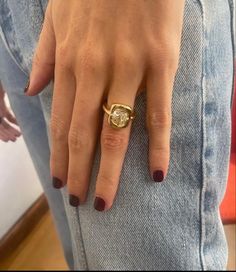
top-left (0, 1), bottom-right (27, 76)
top-left (199, 1), bottom-right (233, 269)
top-left (228, 0), bottom-right (235, 111)
top-left (74, 208), bottom-right (89, 270)
top-left (197, 0), bottom-right (206, 270)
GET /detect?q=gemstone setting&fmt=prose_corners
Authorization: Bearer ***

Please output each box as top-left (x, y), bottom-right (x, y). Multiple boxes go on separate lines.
top-left (109, 105), bottom-right (132, 128)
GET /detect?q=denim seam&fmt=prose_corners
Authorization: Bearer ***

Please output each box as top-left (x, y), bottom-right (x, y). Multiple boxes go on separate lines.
top-left (228, 0), bottom-right (235, 111)
top-left (0, 2), bottom-right (28, 77)
top-left (198, 0), bottom-right (206, 270)
top-left (39, 0), bottom-right (45, 20)
top-left (0, 28), bottom-right (27, 78)
top-left (74, 208), bottom-right (89, 270)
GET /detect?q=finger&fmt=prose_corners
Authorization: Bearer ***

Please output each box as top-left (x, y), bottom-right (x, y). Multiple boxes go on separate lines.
top-left (0, 126), bottom-right (10, 142)
top-left (146, 66), bottom-right (177, 183)
top-left (50, 64), bottom-right (76, 189)
top-left (7, 133), bottom-right (17, 142)
top-left (3, 121), bottom-right (21, 137)
top-left (0, 132), bottom-right (9, 142)
top-left (5, 109), bottom-right (18, 125)
top-left (26, 1), bottom-right (55, 96)
top-left (94, 57), bottom-right (142, 211)
top-left (67, 51), bottom-right (108, 207)
top-left (1, 120), bottom-right (18, 141)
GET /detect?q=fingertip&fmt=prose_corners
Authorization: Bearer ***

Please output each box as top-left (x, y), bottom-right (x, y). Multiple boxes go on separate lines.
top-left (25, 63), bottom-right (54, 96)
top-left (94, 196), bottom-right (106, 211)
top-left (69, 195), bottom-right (80, 207)
top-left (14, 131), bottom-right (21, 137)
top-left (149, 150), bottom-right (170, 183)
top-left (152, 170), bottom-right (165, 182)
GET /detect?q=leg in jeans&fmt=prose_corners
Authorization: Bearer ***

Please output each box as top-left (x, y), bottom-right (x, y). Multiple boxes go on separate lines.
top-left (0, 37), bottom-right (74, 269)
top-left (1, 0), bottom-right (234, 270)
top-left (57, 0), bottom-right (234, 270)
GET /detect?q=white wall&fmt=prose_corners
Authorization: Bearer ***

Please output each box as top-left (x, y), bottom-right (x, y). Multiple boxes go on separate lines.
top-left (0, 136), bottom-right (43, 239)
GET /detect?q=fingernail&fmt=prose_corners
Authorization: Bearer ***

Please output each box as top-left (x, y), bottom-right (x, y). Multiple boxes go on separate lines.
top-left (69, 195), bottom-right (80, 207)
top-left (52, 177), bottom-right (63, 189)
top-left (153, 170), bottom-right (164, 182)
top-left (94, 197), bottom-right (106, 212)
top-left (24, 80), bottom-right (30, 93)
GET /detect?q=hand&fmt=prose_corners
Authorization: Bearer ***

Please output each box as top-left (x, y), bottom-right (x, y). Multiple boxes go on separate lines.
top-left (0, 86), bottom-right (21, 142)
top-left (26, 0), bottom-right (185, 211)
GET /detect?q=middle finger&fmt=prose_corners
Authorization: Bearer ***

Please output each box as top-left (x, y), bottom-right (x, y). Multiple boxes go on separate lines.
top-left (94, 55), bottom-right (143, 211)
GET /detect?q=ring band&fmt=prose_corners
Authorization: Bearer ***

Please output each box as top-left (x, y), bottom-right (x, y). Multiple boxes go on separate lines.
top-left (103, 103), bottom-right (135, 129)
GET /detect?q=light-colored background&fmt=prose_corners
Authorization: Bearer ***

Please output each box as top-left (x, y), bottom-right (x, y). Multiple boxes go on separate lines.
top-left (0, 136), bottom-right (43, 239)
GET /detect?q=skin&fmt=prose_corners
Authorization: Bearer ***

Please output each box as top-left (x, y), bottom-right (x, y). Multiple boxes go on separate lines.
top-left (0, 83), bottom-right (21, 142)
top-left (26, 0), bottom-right (185, 211)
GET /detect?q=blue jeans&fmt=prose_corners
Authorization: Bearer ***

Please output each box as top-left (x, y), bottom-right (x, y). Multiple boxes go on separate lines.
top-left (0, 16), bottom-right (74, 272)
top-left (1, 0), bottom-right (235, 270)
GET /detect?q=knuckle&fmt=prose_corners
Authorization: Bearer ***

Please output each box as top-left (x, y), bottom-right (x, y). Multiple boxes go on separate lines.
top-left (148, 110), bottom-right (172, 129)
top-left (149, 41), bottom-right (179, 72)
top-left (151, 146), bottom-right (170, 161)
top-left (97, 173), bottom-right (117, 189)
top-left (50, 114), bottom-right (68, 142)
top-left (152, 145), bottom-right (170, 153)
top-left (56, 43), bottom-right (73, 70)
top-left (78, 45), bottom-right (106, 76)
top-left (114, 43), bottom-right (138, 72)
top-left (68, 179), bottom-right (88, 201)
top-left (68, 178), bottom-right (82, 190)
top-left (101, 132), bottom-right (128, 151)
top-left (68, 128), bottom-right (88, 151)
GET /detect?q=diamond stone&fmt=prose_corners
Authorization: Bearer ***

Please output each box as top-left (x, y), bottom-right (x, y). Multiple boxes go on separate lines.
top-left (110, 107), bottom-right (130, 128)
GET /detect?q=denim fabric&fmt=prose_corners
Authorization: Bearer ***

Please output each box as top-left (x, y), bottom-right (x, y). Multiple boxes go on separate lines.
top-left (0, 0), bottom-right (235, 270)
top-left (0, 4), bottom-right (73, 269)
top-left (67, 1), bottom-right (234, 270)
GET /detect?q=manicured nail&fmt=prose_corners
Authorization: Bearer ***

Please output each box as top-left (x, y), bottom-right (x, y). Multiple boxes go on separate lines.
top-left (52, 177), bottom-right (63, 189)
top-left (24, 80), bottom-right (30, 93)
top-left (69, 195), bottom-right (80, 207)
top-left (94, 197), bottom-right (106, 211)
top-left (153, 170), bottom-right (164, 182)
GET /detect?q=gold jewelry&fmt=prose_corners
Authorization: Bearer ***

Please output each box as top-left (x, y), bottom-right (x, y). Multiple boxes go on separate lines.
top-left (103, 103), bottom-right (135, 129)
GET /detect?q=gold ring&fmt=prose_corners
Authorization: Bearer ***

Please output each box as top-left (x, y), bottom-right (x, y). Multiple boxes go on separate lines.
top-left (103, 103), bottom-right (135, 129)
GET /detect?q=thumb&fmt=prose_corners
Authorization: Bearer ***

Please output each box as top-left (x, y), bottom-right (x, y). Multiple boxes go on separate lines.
top-left (25, 1), bottom-right (55, 96)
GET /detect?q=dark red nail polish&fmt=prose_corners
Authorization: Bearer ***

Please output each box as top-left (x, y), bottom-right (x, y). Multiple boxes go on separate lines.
top-left (52, 177), bottom-right (63, 189)
top-left (24, 80), bottom-right (30, 93)
top-left (69, 195), bottom-right (80, 207)
top-left (94, 197), bottom-right (106, 211)
top-left (153, 170), bottom-right (164, 182)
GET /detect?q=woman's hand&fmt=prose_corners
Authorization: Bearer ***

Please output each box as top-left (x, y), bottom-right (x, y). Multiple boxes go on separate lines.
top-left (26, 0), bottom-right (185, 211)
top-left (0, 85), bottom-right (21, 142)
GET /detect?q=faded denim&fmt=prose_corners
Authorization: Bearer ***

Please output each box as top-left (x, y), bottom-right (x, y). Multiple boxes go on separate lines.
top-left (0, 0), bottom-right (235, 270)
top-left (0, 1), bottom-right (73, 269)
